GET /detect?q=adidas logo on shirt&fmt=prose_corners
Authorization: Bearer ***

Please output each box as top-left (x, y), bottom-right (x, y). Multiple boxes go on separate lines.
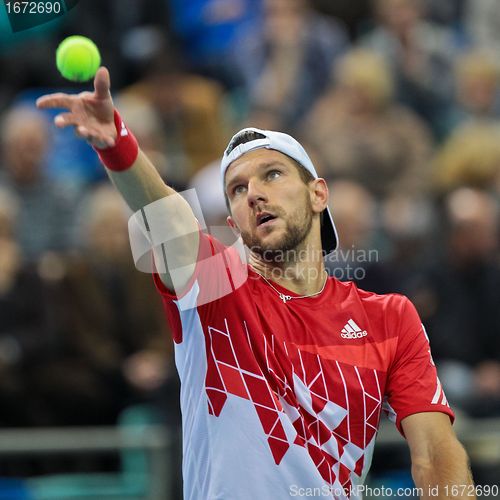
top-left (341, 319), bottom-right (368, 339)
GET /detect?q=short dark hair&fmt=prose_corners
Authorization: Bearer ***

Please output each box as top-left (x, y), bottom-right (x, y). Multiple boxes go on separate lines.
top-left (225, 130), bottom-right (266, 156)
top-left (223, 132), bottom-right (315, 212)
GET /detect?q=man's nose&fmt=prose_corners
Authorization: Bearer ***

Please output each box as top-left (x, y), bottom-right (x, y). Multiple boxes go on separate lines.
top-left (247, 180), bottom-right (268, 208)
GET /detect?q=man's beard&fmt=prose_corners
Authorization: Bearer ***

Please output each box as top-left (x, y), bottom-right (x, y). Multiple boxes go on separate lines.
top-left (240, 196), bottom-right (313, 262)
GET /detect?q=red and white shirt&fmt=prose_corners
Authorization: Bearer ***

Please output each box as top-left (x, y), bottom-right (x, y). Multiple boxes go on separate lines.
top-left (154, 232), bottom-right (453, 500)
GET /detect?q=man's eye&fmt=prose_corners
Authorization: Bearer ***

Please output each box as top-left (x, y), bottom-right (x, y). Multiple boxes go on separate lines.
top-left (268, 170), bottom-right (281, 180)
top-left (233, 185), bottom-right (247, 195)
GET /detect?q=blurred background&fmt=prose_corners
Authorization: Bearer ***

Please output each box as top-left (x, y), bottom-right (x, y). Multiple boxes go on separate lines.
top-left (0, 0), bottom-right (499, 498)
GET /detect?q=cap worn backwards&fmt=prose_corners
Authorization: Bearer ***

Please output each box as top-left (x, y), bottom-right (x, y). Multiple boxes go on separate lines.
top-left (220, 127), bottom-right (339, 255)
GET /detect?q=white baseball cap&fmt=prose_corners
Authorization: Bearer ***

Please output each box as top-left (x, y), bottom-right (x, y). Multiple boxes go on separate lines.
top-left (221, 127), bottom-right (339, 255)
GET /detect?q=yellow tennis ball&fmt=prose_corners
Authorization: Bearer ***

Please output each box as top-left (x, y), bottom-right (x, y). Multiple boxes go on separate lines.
top-left (56, 36), bottom-right (101, 82)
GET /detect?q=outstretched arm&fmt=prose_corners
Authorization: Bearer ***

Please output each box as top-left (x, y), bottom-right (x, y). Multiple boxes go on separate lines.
top-left (36, 67), bottom-right (199, 291)
top-left (403, 412), bottom-right (475, 499)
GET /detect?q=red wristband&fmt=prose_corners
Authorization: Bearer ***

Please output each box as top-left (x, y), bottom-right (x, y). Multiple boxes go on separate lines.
top-left (94, 110), bottom-right (139, 172)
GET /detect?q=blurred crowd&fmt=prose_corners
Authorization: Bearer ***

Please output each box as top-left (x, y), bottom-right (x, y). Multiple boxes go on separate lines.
top-left (0, 0), bottom-right (499, 485)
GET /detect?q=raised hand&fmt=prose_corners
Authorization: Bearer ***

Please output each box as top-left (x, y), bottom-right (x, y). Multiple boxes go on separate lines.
top-left (36, 66), bottom-right (116, 149)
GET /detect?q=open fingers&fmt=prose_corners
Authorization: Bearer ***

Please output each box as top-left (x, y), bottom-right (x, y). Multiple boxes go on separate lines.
top-left (36, 93), bottom-right (76, 110)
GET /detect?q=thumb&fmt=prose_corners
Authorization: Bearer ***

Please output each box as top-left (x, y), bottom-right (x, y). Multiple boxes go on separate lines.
top-left (94, 66), bottom-right (111, 100)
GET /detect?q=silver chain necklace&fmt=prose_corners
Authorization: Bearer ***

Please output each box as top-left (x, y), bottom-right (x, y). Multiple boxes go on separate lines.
top-left (257, 270), bottom-right (329, 304)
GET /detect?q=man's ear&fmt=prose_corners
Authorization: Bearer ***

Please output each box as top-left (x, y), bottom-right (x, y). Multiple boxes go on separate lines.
top-left (310, 178), bottom-right (329, 215)
top-left (227, 216), bottom-right (240, 236)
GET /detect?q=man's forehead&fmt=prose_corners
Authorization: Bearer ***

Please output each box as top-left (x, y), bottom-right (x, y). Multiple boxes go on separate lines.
top-left (225, 148), bottom-right (294, 179)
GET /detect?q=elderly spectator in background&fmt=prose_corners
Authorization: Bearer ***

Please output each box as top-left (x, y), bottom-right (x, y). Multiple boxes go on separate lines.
top-left (301, 49), bottom-right (433, 198)
top-left (0, 107), bottom-right (74, 261)
top-left (361, 0), bottom-right (458, 136)
top-left (235, 0), bottom-right (349, 132)
top-left (439, 50), bottom-right (500, 135)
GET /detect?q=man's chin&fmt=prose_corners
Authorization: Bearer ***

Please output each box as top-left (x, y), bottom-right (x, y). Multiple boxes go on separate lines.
top-left (245, 234), bottom-right (294, 260)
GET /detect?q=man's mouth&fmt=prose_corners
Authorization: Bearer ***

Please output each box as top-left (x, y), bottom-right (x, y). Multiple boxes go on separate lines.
top-left (256, 212), bottom-right (277, 227)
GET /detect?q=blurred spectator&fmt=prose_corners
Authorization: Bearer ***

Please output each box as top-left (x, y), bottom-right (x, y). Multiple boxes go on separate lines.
top-left (456, 51), bottom-right (500, 119)
top-left (361, 0), bottom-right (458, 136)
top-left (329, 180), bottom-right (377, 250)
top-left (434, 123), bottom-right (500, 193)
top-left (168, 0), bottom-right (261, 87)
top-left (116, 93), bottom-right (169, 179)
top-left (409, 188), bottom-right (500, 416)
top-left (188, 161), bottom-right (228, 227)
top-left (0, 187), bottom-right (53, 427)
top-left (122, 34), bottom-right (229, 188)
top-left (301, 49), bottom-right (433, 197)
top-left (29, 185), bottom-right (175, 426)
top-left (465, 0), bottom-right (500, 64)
top-left (235, 0), bottom-right (349, 132)
top-left (439, 50), bottom-right (500, 136)
top-left (434, 49), bottom-right (500, 186)
top-left (325, 180), bottom-right (377, 282)
top-left (361, 194), bottom-right (437, 294)
top-left (0, 106), bottom-right (74, 261)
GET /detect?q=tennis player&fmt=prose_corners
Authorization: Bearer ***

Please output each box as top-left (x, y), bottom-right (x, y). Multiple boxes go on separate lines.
top-left (37, 68), bottom-right (475, 499)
